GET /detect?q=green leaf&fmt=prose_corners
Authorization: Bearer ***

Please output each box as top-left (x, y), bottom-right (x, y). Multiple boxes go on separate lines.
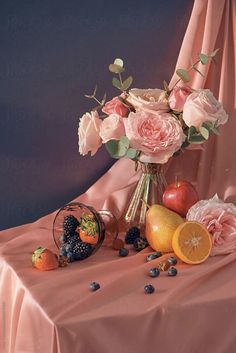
top-left (210, 48), bottom-right (220, 58)
top-left (188, 135), bottom-right (206, 144)
top-left (109, 64), bottom-right (124, 74)
top-left (126, 148), bottom-right (138, 160)
top-left (181, 138), bottom-right (190, 149)
top-left (202, 121), bottom-right (220, 135)
top-left (199, 53), bottom-right (209, 65)
top-left (121, 76), bottom-right (133, 91)
top-left (200, 126), bottom-right (209, 140)
top-left (106, 140), bottom-right (120, 159)
top-left (117, 136), bottom-right (129, 157)
top-left (114, 58), bottom-right (124, 68)
top-left (176, 68), bottom-right (190, 82)
top-left (112, 77), bottom-right (122, 90)
top-left (188, 126), bottom-right (197, 139)
top-left (193, 66), bottom-right (204, 77)
top-left (119, 136), bottom-right (129, 149)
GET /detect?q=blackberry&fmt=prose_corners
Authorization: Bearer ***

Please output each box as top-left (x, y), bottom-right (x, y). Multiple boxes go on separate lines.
top-left (72, 241), bottom-right (93, 260)
top-left (133, 237), bottom-right (148, 251)
top-left (63, 215), bottom-right (79, 236)
top-left (125, 227), bottom-right (140, 244)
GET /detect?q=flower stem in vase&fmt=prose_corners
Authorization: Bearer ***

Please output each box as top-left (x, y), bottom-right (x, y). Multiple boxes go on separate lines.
top-left (124, 163), bottom-right (167, 233)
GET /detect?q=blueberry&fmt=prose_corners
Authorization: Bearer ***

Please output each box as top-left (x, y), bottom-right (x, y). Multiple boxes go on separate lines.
top-left (167, 256), bottom-right (178, 266)
top-left (119, 248), bottom-right (129, 257)
top-left (146, 252), bottom-right (163, 262)
top-left (144, 284), bottom-right (155, 294)
top-left (59, 247), bottom-right (67, 257)
top-left (149, 268), bottom-right (160, 278)
top-left (168, 267), bottom-right (178, 277)
top-left (89, 282), bottom-right (100, 292)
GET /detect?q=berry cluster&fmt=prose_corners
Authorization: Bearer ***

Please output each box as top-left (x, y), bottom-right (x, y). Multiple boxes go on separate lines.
top-left (59, 215), bottom-right (93, 262)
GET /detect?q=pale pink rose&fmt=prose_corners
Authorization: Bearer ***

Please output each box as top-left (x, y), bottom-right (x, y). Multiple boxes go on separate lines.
top-left (124, 110), bottom-right (185, 164)
top-left (78, 111), bottom-right (102, 156)
top-left (183, 89), bottom-right (228, 130)
top-left (102, 95), bottom-right (129, 117)
top-left (168, 86), bottom-right (192, 112)
top-left (187, 195), bottom-right (236, 256)
top-left (100, 113), bottom-right (125, 143)
top-left (127, 88), bottom-right (169, 113)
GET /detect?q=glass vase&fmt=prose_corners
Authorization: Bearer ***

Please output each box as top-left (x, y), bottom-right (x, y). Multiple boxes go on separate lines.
top-left (124, 163), bottom-right (167, 232)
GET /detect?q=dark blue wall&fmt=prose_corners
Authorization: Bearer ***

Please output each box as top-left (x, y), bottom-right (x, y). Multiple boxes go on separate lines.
top-left (0, 0), bottom-right (193, 230)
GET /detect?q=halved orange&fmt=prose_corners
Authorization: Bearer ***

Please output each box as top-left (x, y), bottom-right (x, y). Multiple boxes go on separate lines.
top-left (172, 221), bottom-right (212, 264)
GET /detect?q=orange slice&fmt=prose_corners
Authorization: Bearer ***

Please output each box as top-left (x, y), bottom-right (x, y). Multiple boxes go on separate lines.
top-left (172, 221), bottom-right (212, 264)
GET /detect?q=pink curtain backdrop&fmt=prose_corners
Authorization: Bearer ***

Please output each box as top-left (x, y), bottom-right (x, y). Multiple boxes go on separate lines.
top-left (1, 1), bottom-right (236, 353)
top-left (167, 0), bottom-right (236, 202)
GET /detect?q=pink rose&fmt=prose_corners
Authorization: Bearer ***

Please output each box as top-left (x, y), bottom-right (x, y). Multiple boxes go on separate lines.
top-left (100, 113), bottom-right (125, 143)
top-left (183, 89), bottom-right (228, 130)
top-left (78, 111), bottom-right (102, 156)
top-left (168, 86), bottom-right (192, 112)
top-left (102, 96), bottom-right (129, 117)
top-left (187, 195), bottom-right (236, 256)
top-left (127, 88), bottom-right (169, 113)
top-left (124, 110), bottom-right (185, 164)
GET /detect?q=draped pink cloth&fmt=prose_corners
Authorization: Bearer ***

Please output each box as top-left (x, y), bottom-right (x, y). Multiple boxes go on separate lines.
top-left (1, 1), bottom-right (236, 353)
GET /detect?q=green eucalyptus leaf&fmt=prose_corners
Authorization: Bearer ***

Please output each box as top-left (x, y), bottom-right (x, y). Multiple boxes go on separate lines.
top-left (106, 140), bottom-right (120, 159)
top-left (109, 64), bottom-right (124, 74)
top-left (126, 148), bottom-right (138, 160)
top-left (176, 69), bottom-right (190, 82)
top-left (119, 136), bottom-right (129, 149)
top-left (121, 76), bottom-right (133, 91)
top-left (188, 135), bottom-right (206, 144)
top-left (199, 53), bottom-right (209, 65)
top-left (202, 121), bottom-right (220, 135)
top-left (181, 138), bottom-right (190, 149)
top-left (112, 77), bottom-right (122, 90)
top-left (188, 126), bottom-right (197, 139)
top-left (210, 48), bottom-right (220, 58)
top-left (200, 126), bottom-right (209, 140)
top-left (114, 58), bottom-right (124, 68)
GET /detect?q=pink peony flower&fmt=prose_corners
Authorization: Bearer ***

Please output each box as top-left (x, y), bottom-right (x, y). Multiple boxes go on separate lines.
top-left (124, 110), bottom-right (185, 164)
top-left (78, 111), bottom-right (102, 156)
top-left (102, 95), bottom-right (129, 117)
top-left (127, 88), bottom-right (169, 113)
top-left (168, 86), bottom-right (192, 112)
top-left (183, 89), bottom-right (228, 130)
top-left (187, 195), bottom-right (236, 256)
top-left (100, 113), bottom-right (125, 143)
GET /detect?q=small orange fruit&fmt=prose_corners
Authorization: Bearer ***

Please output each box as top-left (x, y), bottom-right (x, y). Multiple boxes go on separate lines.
top-left (172, 221), bottom-right (212, 264)
top-left (32, 247), bottom-right (59, 271)
top-left (79, 229), bottom-right (99, 245)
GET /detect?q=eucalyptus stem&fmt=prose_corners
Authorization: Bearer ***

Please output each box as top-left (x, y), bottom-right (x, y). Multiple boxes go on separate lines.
top-left (171, 59), bottom-right (201, 91)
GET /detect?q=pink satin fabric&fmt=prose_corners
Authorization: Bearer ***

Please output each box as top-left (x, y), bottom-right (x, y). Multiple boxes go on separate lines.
top-left (1, 1), bottom-right (236, 352)
top-left (168, 0), bottom-right (236, 202)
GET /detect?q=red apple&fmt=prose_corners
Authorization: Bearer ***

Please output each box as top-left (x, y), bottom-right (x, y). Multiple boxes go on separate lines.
top-left (162, 180), bottom-right (199, 217)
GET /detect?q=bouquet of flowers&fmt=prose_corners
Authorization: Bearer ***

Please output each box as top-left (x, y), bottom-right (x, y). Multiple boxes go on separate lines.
top-left (78, 50), bottom-right (228, 164)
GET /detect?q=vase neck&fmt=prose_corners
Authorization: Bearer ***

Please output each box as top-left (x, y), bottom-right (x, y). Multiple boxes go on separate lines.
top-left (140, 163), bottom-right (163, 174)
